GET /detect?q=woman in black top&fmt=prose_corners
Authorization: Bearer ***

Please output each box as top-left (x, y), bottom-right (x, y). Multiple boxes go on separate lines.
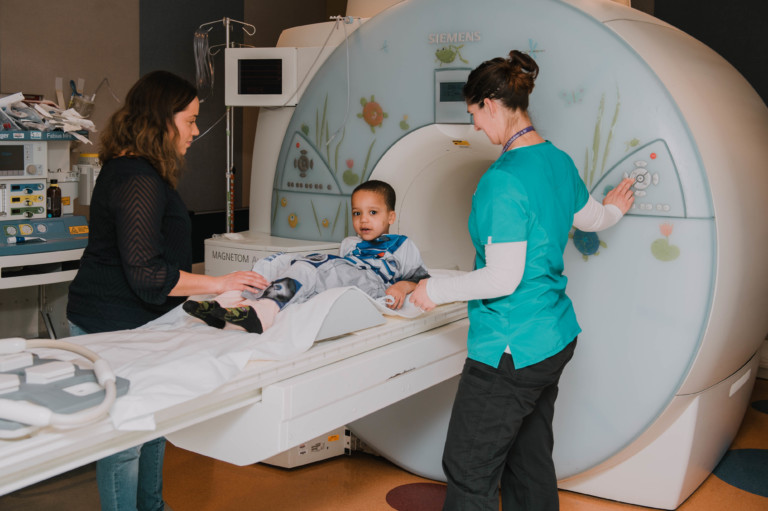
top-left (67, 71), bottom-right (266, 511)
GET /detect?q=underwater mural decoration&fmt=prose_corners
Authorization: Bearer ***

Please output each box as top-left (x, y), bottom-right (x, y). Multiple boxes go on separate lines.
top-left (570, 87), bottom-right (621, 259)
top-left (583, 88), bottom-right (621, 191)
top-left (343, 158), bottom-right (359, 186)
top-left (435, 44), bottom-right (468, 66)
top-left (526, 38), bottom-right (545, 59)
top-left (651, 222), bottom-right (681, 261)
top-left (358, 95), bottom-right (388, 133)
top-left (570, 228), bottom-right (607, 261)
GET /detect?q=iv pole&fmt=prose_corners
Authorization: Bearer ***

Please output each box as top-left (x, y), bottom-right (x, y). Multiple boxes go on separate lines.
top-left (198, 17), bottom-right (256, 233)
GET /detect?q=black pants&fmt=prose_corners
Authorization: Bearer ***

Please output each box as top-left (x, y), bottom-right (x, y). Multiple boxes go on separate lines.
top-left (442, 339), bottom-right (577, 511)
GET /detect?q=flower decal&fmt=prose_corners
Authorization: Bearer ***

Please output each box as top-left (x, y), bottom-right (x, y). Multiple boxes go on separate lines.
top-left (400, 115), bottom-right (410, 131)
top-left (288, 213), bottom-right (298, 229)
top-left (343, 158), bottom-right (359, 186)
top-left (651, 222), bottom-right (680, 261)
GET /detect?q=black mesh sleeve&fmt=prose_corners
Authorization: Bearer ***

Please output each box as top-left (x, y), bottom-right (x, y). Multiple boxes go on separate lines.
top-left (111, 173), bottom-right (181, 304)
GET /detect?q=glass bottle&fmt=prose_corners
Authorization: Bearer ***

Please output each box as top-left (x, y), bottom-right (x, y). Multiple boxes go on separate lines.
top-left (47, 179), bottom-right (62, 218)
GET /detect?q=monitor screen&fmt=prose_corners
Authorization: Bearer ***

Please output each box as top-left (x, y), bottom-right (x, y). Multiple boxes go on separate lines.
top-left (439, 81), bottom-right (465, 102)
top-left (0, 145), bottom-right (24, 172)
top-left (238, 59), bottom-right (283, 95)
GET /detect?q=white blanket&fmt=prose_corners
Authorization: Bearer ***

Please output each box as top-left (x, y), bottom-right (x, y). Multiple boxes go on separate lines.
top-left (41, 286), bottom-right (424, 430)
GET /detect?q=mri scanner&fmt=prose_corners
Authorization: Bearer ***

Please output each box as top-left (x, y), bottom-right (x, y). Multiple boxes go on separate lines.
top-left (200, 0), bottom-right (768, 508)
top-left (1, 0), bottom-right (766, 508)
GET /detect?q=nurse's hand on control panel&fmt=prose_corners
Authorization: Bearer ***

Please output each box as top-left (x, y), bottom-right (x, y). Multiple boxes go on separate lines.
top-left (603, 177), bottom-right (635, 214)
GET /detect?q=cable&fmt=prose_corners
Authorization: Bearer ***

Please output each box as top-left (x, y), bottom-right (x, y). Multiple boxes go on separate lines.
top-left (90, 78), bottom-right (121, 103)
top-left (326, 17), bottom-right (354, 147)
top-left (191, 109), bottom-right (228, 145)
top-left (268, 15), bottom-right (359, 149)
top-left (275, 15), bottom-right (359, 110)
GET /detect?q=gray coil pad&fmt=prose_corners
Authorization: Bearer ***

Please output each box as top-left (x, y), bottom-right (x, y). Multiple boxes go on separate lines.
top-left (0, 355), bottom-right (130, 430)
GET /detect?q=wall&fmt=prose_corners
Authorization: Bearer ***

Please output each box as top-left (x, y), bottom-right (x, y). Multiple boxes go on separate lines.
top-left (139, 0), bottom-right (245, 214)
top-left (0, 0), bottom-right (139, 164)
top-left (653, 0), bottom-right (767, 105)
top-left (0, 0), bottom-right (340, 216)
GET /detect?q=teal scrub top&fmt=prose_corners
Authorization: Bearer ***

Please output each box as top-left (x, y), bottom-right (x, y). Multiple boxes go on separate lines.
top-left (467, 141), bottom-right (589, 369)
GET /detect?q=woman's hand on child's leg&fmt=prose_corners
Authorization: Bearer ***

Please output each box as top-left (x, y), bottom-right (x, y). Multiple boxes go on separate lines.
top-left (214, 271), bottom-right (269, 295)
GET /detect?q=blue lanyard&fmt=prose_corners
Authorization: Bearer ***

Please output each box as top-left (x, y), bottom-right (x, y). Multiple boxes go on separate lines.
top-left (501, 125), bottom-right (534, 154)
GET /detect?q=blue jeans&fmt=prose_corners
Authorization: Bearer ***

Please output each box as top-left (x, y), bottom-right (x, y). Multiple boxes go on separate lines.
top-left (68, 321), bottom-right (167, 511)
top-left (68, 321), bottom-right (90, 337)
top-left (97, 438), bottom-right (166, 511)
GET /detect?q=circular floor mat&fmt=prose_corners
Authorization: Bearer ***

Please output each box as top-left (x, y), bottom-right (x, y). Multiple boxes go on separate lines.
top-left (713, 448), bottom-right (768, 498)
top-left (751, 399), bottom-right (768, 414)
top-left (386, 482), bottom-right (446, 511)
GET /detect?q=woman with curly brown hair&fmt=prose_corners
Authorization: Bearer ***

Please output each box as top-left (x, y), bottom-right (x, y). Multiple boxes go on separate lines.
top-left (67, 70), bottom-right (266, 511)
top-left (410, 50), bottom-right (635, 510)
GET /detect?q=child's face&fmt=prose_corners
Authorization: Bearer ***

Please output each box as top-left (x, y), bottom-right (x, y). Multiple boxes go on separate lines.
top-left (351, 190), bottom-right (396, 241)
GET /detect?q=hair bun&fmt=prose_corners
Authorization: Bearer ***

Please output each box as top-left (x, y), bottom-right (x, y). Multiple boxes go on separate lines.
top-left (462, 49), bottom-right (540, 111)
top-left (506, 50), bottom-right (538, 95)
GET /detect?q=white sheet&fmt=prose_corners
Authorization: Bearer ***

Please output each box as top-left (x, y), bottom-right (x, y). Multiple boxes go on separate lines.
top-left (35, 286), bottom-right (424, 431)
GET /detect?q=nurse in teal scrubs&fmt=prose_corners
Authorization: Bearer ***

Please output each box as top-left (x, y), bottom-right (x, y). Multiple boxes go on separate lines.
top-left (410, 50), bottom-right (635, 511)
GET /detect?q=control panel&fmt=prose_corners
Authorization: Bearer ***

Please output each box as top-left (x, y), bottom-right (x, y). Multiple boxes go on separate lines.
top-left (0, 179), bottom-right (47, 219)
top-left (273, 131), bottom-right (350, 240)
top-left (591, 139), bottom-right (686, 217)
top-left (0, 141), bottom-right (47, 178)
top-left (0, 216), bottom-right (89, 256)
top-left (278, 132), bottom-right (343, 193)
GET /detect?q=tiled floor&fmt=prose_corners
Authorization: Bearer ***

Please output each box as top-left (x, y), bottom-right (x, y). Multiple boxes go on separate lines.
top-left (2, 378), bottom-right (766, 510)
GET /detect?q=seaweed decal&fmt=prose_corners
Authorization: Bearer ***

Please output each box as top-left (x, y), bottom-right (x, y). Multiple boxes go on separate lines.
top-left (583, 87), bottom-right (620, 189)
top-left (571, 87), bottom-right (621, 259)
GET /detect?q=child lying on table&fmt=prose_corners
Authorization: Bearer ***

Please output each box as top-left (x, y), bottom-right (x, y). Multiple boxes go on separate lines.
top-left (183, 180), bottom-right (430, 333)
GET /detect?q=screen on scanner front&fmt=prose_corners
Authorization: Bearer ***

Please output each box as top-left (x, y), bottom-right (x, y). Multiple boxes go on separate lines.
top-left (439, 81), bottom-right (465, 102)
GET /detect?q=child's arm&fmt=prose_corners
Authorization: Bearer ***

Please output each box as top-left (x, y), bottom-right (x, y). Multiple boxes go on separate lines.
top-left (385, 280), bottom-right (418, 310)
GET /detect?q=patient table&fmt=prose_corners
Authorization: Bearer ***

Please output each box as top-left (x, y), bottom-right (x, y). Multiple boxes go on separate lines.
top-left (0, 287), bottom-right (467, 495)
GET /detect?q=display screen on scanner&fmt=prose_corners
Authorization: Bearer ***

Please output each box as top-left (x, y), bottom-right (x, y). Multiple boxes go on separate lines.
top-left (239, 59), bottom-right (283, 95)
top-left (440, 81), bottom-right (465, 102)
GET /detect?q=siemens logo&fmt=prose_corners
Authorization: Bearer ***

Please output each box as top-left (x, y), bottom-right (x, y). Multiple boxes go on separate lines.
top-left (428, 32), bottom-right (481, 44)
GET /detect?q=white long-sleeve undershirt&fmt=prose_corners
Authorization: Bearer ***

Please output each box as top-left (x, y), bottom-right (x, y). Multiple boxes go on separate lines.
top-left (426, 195), bottom-right (623, 304)
top-left (572, 195), bottom-right (623, 232)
